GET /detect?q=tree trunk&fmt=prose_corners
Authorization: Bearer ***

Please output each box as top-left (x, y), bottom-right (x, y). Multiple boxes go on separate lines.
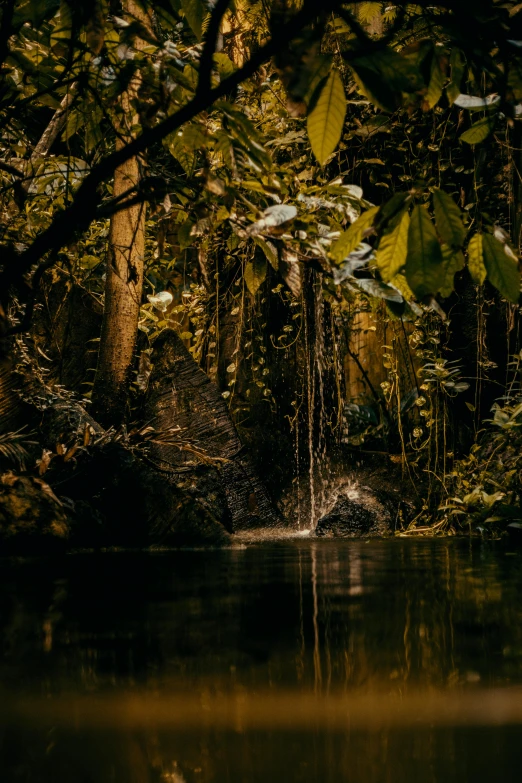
top-left (91, 0), bottom-right (150, 427)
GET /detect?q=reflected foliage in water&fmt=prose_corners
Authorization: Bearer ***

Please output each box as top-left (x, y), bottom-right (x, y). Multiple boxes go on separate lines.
top-left (1, 540), bottom-right (522, 782)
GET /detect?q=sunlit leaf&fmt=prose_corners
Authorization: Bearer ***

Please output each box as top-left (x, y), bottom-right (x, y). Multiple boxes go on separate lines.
top-left (482, 233), bottom-right (520, 303)
top-left (425, 55), bottom-right (445, 109)
top-left (147, 291), bottom-right (173, 312)
top-left (330, 206), bottom-right (379, 263)
top-left (307, 69), bottom-right (346, 165)
top-left (433, 189), bottom-right (466, 248)
top-left (390, 273), bottom-right (416, 302)
top-left (375, 210), bottom-right (410, 282)
top-left (406, 205), bottom-right (443, 297)
top-left (460, 116), bottom-right (496, 145)
top-left (254, 237), bottom-right (279, 270)
top-left (247, 204), bottom-right (297, 236)
top-left (438, 246), bottom-right (465, 298)
top-left (453, 93), bottom-right (501, 111)
top-left (467, 233), bottom-right (486, 284)
top-left (180, 0), bottom-right (206, 40)
top-left (356, 278), bottom-right (403, 302)
top-left (244, 256), bottom-right (267, 295)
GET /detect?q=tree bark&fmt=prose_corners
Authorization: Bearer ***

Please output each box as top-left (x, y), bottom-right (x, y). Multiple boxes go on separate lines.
top-left (91, 0), bottom-right (150, 427)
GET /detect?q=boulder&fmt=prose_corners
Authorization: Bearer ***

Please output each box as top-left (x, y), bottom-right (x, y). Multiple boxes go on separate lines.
top-left (315, 485), bottom-right (394, 538)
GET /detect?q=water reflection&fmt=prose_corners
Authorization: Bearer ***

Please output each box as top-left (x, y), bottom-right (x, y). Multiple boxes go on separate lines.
top-left (1, 540), bottom-right (522, 781)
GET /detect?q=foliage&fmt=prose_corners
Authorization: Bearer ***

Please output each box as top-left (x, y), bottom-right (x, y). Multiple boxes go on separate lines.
top-left (2, 0), bottom-right (522, 531)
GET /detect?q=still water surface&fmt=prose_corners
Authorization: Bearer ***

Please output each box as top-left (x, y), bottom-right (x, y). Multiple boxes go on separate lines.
top-left (1, 539), bottom-right (522, 782)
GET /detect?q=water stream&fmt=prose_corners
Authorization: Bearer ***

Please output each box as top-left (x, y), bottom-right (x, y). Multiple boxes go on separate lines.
top-left (1, 539), bottom-right (522, 782)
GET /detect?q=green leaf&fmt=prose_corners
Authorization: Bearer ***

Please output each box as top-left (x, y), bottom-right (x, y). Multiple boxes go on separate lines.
top-left (307, 69), bottom-right (346, 165)
top-left (482, 233), bottom-right (520, 303)
top-left (375, 210), bottom-right (410, 282)
top-left (405, 205), bottom-right (443, 297)
top-left (356, 278), bottom-right (403, 302)
top-left (446, 48), bottom-right (466, 105)
top-left (350, 48), bottom-right (422, 112)
top-left (180, 0), bottom-right (206, 40)
top-left (254, 237), bottom-right (278, 270)
top-left (432, 189), bottom-right (466, 248)
top-left (79, 254), bottom-right (101, 270)
top-left (425, 54), bottom-right (445, 109)
top-left (467, 233), bottom-right (486, 284)
top-left (167, 134), bottom-right (195, 174)
top-left (390, 273), bottom-right (415, 302)
top-left (244, 256), bottom-right (267, 296)
top-left (213, 52), bottom-right (235, 79)
top-left (438, 246), bottom-right (465, 298)
top-left (460, 116), bottom-right (496, 145)
top-left (330, 206), bottom-right (379, 263)
top-left (165, 124), bottom-right (204, 174)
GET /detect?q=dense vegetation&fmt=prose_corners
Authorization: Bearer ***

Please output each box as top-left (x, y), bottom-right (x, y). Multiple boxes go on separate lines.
top-left (2, 0), bottom-right (522, 545)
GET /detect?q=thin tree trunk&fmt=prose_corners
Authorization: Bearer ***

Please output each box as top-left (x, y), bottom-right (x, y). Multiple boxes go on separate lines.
top-left (91, 1), bottom-right (150, 427)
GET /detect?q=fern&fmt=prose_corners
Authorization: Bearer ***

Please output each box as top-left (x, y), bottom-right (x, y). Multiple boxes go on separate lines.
top-left (0, 428), bottom-right (37, 471)
top-left (357, 2), bottom-right (383, 26)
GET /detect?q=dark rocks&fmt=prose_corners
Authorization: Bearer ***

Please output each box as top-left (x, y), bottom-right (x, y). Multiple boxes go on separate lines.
top-left (506, 522), bottom-right (522, 543)
top-left (0, 471), bottom-right (70, 552)
top-left (315, 485), bottom-right (395, 538)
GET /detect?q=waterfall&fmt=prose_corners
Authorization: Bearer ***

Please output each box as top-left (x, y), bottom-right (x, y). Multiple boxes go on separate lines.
top-left (299, 270), bottom-right (333, 530)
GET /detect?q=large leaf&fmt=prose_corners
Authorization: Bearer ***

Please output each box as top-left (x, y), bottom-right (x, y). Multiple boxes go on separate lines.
top-left (307, 69), bottom-right (346, 165)
top-left (390, 273), bottom-right (416, 302)
top-left (438, 246), bottom-right (465, 298)
top-left (375, 210), bottom-right (410, 282)
top-left (180, 0), bottom-right (205, 40)
top-left (247, 204), bottom-right (297, 236)
top-left (432, 189), bottom-right (466, 248)
top-left (482, 233), bottom-right (521, 303)
top-left (453, 94), bottom-right (501, 111)
top-left (356, 278), bottom-right (403, 303)
top-left (446, 48), bottom-right (466, 104)
top-left (350, 48), bottom-right (422, 112)
top-left (254, 236), bottom-right (278, 270)
top-left (467, 233), bottom-right (486, 284)
top-left (244, 256), bottom-right (267, 296)
top-left (405, 206), bottom-right (443, 297)
top-left (460, 116), bottom-right (496, 145)
top-left (166, 126), bottom-right (204, 174)
top-left (425, 54), bottom-right (445, 109)
top-left (330, 206), bottom-right (379, 263)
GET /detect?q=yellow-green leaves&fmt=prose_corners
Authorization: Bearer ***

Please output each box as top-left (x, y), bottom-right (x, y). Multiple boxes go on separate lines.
top-left (180, 0), bottom-right (206, 40)
top-left (467, 233), bottom-right (486, 284)
top-left (439, 246), bottom-right (465, 298)
top-left (482, 233), bottom-right (520, 303)
top-left (254, 237), bottom-right (278, 271)
top-left (432, 189), bottom-right (466, 248)
top-left (406, 205), bottom-right (443, 297)
top-left (244, 256), bottom-right (267, 296)
top-left (307, 69), bottom-right (346, 166)
top-left (330, 206), bottom-right (379, 263)
top-left (375, 210), bottom-right (410, 282)
top-left (460, 116), bottom-right (496, 145)
top-left (166, 124), bottom-right (205, 175)
top-left (425, 55), bottom-right (445, 110)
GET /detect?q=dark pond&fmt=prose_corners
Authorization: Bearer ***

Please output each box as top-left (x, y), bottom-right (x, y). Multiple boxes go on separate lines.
top-left (1, 538), bottom-right (522, 782)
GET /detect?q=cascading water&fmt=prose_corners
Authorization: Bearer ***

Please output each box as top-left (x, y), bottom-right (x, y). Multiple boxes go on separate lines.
top-left (298, 270), bottom-right (339, 531)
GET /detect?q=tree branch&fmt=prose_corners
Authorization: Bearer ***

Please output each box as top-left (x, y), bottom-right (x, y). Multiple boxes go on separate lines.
top-left (0, 0), bottom-right (344, 306)
top-left (197, 0), bottom-right (231, 98)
